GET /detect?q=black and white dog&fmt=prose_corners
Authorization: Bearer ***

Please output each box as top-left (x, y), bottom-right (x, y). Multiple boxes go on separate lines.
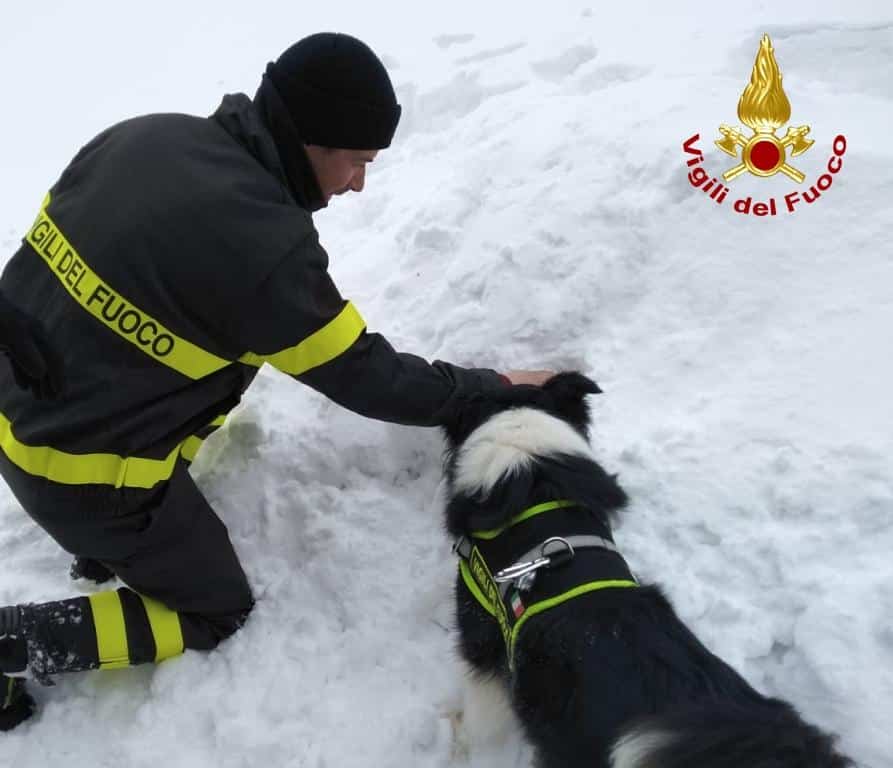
top-left (441, 372), bottom-right (852, 768)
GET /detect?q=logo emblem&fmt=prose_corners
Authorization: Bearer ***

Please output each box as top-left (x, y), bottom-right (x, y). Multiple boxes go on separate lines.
top-left (715, 34), bottom-right (813, 183)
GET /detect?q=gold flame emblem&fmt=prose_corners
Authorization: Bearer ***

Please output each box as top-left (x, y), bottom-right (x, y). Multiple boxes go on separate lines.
top-left (716, 34), bottom-right (813, 182)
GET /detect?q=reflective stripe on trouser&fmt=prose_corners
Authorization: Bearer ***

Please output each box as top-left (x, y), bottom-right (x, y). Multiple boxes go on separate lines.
top-left (0, 452), bottom-right (255, 655)
top-left (20, 589), bottom-right (184, 675)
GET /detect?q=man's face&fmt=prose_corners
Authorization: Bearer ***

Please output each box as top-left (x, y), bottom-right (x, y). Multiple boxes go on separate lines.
top-left (304, 146), bottom-right (379, 204)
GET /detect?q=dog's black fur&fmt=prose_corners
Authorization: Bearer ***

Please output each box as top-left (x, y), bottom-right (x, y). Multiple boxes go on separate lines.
top-left (441, 372), bottom-right (853, 768)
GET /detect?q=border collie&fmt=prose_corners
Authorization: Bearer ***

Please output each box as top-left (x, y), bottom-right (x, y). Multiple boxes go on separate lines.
top-left (441, 372), bottom-right (852, 768)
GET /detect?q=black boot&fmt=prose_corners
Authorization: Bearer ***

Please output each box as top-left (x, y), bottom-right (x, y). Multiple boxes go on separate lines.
top-left (0, 677), bottom-right (35, 731)
top-left (0, 606), bottom-right (34, 730)
top-left (0, 606), bottom-right (28, 675)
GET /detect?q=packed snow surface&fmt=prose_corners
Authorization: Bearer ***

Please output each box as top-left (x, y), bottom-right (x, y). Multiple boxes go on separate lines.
top-left (1, 2), bottom-right (890, 766)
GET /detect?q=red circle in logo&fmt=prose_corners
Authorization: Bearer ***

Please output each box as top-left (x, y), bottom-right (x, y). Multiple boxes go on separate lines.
top-left (750, 140), bottom-right (781, 171)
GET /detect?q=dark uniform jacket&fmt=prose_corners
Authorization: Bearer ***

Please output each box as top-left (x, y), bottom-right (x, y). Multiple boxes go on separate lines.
top-left (0, 84), bottom-right (505, 490)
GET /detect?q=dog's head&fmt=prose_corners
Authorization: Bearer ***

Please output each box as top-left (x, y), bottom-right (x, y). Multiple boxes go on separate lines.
top-left (440, 372), bottom-right (627, 525)
top-left (442, 371), bottom-right (602, 451)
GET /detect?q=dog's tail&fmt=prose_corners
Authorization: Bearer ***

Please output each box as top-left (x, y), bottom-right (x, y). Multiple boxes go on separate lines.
top-left (609, 700), bottom-right (853, 768)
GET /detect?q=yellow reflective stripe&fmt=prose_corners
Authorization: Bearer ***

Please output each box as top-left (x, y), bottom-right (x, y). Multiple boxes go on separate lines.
top-left (472, 500), bottom-right (577, 540)
top-left (459, 560), bottom-right (496, 617)
top-left (139, 595), bottom-right (184, 662)
top-left (180, 436), bottom-right (203, 462)
top-left (0, 411), bottom-right (182, 489)
top-left (89, 592), bottom-right (130, 669)
top-left (27, 194), bottom-right (232, 381)
top-left (181, 412), bottom-right (229, 462)
top-left (29, 195), bottom-right (366, 383)
top-left (509, 580), bottom-right (637, 663)
top-left (238, 302), bottom-right (365, 375)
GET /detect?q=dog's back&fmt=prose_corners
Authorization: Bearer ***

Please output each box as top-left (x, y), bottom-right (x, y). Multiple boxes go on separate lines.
top-left (513, 586), bottom-right (847, 768)
top-left (442, 373), bottom-right (853, 768)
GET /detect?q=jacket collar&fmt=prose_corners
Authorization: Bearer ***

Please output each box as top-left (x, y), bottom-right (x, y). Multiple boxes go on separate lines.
top-left (210, 79), bottom-right (326, 212)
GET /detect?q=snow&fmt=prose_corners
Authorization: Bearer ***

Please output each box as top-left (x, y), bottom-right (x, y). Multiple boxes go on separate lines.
top-left (1, 1), bottom-right (891, 765)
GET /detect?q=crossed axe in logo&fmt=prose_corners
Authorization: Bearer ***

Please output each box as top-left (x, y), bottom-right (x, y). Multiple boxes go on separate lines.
top-left (715, 124), bottom-right (814, 183)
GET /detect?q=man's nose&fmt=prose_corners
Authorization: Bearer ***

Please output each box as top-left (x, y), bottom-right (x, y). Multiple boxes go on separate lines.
top-left (350, 167), bottom-right (366, 193)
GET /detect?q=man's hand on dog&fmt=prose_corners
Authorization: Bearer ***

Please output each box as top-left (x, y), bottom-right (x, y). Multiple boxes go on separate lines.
top-left (502, 369), bottom-right (556, 386)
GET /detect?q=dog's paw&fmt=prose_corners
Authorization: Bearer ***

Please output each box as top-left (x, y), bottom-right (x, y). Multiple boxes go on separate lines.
top-left (459, 674), bottom-right (522, 751)
top-left (446, 707), bottom-right (471, 762)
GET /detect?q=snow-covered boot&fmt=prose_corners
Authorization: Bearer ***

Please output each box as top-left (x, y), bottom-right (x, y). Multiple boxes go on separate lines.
top-left (0, 590), bottom-right (185, 729)
top-left (1, 590), bottom-right (185, 681)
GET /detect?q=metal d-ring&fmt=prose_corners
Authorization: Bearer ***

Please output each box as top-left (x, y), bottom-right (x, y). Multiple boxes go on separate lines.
top-left (541, 536), bottom-right (575, 560)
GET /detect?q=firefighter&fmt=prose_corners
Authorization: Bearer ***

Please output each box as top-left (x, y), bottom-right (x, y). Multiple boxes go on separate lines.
top-left (0, 33), bottom-right (553, 729)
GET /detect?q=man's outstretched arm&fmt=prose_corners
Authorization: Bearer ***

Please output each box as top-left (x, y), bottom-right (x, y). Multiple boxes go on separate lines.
top-left (231, 232), bottom-right (543, 426)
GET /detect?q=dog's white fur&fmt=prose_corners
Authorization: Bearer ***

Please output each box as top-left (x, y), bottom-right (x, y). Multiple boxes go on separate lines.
top-left (456, 668), bottom-right (523, 753)
top-left (610, 726), bottom-right (675, 768)
top-left (453, 664), bottom-right (526, 768)
top-left (452, 407), bottom-right (594, 495)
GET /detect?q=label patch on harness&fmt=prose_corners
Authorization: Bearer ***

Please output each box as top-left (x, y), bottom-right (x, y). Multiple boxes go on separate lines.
top-left (468, 546), bottom-right (512, 652)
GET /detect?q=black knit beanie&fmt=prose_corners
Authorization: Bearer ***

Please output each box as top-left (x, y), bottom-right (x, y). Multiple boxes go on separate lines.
top-left (266, 33), bottom-right (401, 149)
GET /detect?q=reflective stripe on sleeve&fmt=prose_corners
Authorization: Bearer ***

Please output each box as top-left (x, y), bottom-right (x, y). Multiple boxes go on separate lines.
top-left (238, 302), bottom-right (365, 375)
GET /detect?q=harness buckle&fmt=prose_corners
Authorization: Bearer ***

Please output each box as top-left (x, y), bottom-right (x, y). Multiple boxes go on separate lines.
top-left (493, 556), bottom-right (550, 583)
top-left (515, 571), bottom-right (538, 592)
top-left (493, 536), bottom-right (577, 586)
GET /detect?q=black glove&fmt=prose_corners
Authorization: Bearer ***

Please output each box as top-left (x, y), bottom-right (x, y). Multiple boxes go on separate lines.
top-left (0, 294), bottom-right (64, 399)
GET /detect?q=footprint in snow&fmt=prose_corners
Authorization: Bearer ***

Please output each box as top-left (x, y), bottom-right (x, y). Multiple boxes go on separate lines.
top-left (433, 32), bottom-right (475, 49)
top-left (456, 42), bottom-right (526, 66)
top-left (413, 226), bottom-right (458, 255)
top-left (531, 44), bottom-right (598, 82)
top-left (578, 63), bottom-right (651, 93)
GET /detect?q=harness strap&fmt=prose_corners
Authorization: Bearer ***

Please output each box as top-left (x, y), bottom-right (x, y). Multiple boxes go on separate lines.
top-left (454, 499), bottom-right (637, 670)
top-left (458, 547), bottom-right (635, 668)
top-left (471, 499), bottom-right (577, 540)
top-left (495, 534), bottom-right (622, 602)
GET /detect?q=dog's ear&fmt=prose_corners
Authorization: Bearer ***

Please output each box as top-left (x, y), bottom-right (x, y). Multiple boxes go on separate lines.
top-left (541, 372), bottom-right (601, 436)
top-left (441, 394), bottom-right (491, 449)
top-left (542, 372), bottom-right (602, 397)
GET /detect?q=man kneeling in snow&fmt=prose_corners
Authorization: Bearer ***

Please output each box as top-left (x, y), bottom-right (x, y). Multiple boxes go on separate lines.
top-left (0, 33), bottom-right (552, 729)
